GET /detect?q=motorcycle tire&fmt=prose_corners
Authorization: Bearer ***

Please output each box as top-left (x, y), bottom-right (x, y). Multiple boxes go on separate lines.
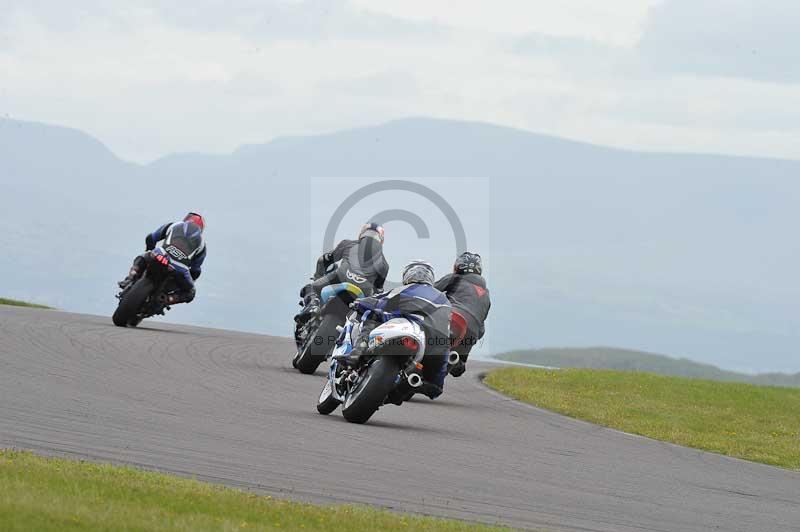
top-left (316, 379), bottom-right (341, 415)
top-left (112, 277), bottom-right (153, 327)
top-left (294, 313), bottom-right (339, 375)
top-left (342, 356), bottom-right (403, 424)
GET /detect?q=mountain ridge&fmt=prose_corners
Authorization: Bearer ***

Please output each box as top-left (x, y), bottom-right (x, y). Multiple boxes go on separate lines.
top-left (496, 347), bottom-right (800, 387)
top-left (2, 116), bottom-right (798, 374)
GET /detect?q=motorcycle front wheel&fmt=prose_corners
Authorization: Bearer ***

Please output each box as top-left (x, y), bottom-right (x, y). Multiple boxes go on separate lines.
top-left (316, 379), bottom-right (341, 415)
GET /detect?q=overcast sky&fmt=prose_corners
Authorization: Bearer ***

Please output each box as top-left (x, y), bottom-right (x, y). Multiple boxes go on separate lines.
top-left (1, 0), bottom-right (798, 162)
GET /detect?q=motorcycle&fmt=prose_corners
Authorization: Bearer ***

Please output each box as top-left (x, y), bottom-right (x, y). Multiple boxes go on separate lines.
top-left (112, 249), bottom-right (179, 327)
top-left (292, 280), bottom-right (366, 374)
top-left (316, 308), bottom-right (436, 424)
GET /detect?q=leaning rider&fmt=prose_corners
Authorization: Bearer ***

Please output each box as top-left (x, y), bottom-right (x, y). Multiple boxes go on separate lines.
top-left (341, 260), bottom-right (452, 401)
top-left (118, 212), bottom-right (207, 306)
top-left (295, 222), bottom-right (389, 323)
top-left (434, 252), bottom-right (491, 377)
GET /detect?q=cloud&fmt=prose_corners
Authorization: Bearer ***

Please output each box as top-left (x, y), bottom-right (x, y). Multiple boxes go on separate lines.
top-left (1, 0), bottom-right (799, 163)
top-left (1, 0), bottom-right (447, 44)
top-left (152, 0), bottom-right (450, 43)
top-left (350, 0), bottom-right (658, 46)
top-left (638, 0), bottom-right (800, 83)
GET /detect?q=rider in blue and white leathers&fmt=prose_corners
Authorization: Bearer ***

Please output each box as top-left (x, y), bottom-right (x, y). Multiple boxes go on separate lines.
top-left (344, 260), bottom-right (452, 400)
top-left (118, 213), bottom-right (207, 306)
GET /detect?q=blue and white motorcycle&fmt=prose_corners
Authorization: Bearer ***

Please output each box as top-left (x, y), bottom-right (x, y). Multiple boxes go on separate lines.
top-left (316, 308), bottom-right (430, 424)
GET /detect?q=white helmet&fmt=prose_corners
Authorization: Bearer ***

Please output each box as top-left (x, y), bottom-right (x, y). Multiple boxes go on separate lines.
top-left (402, 260), bottom-right (435, 285)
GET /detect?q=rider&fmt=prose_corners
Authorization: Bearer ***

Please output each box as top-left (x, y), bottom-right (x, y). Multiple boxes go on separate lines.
top-left (118, 212), bottom-right (207, 306)
top-left (341, 260), bottom-right (452, 401)
top-left (295, 222), bottom-right (389, 323)
top-left (434, 252), bottom-right (491, 377)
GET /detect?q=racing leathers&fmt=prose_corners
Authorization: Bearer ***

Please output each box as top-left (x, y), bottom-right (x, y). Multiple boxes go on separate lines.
top-left (351, 283), bottom-right (452, 399)
top-left (120, 221), bottom-right (206, 305)
top-left (296, 236), bottom-right (389, 321)
top-left (434, 272), bottom-right (491, 375)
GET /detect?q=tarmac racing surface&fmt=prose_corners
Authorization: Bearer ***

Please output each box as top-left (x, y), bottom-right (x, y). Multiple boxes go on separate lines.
top-left (1, 306), bottom-right (798, 531)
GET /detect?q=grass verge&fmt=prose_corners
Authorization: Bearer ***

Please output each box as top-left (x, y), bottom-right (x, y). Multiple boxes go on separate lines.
top-left (484, 367), bottom-right (800, 470)
top-left (0, 450), bottom-right (509, 531)
top-left (0, 297), bottom-right (52, 309)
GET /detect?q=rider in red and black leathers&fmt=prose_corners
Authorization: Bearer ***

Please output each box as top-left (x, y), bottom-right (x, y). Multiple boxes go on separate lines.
top-left (295, 223), bottom-right (389, 322)
top-left (434, 252), bottom-right (491, 377)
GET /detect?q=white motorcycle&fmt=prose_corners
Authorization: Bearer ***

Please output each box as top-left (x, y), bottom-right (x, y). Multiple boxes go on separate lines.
top-left (317, 307), bottom-right (457, 424)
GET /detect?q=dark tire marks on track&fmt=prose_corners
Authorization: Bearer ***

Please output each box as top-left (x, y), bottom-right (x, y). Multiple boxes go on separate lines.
top-left (1, 307), bottom-right (798, 531)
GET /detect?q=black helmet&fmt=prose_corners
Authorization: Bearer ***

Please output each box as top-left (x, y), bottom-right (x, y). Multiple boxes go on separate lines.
top-left (454, 252), bottom-right (482, 275)
top-left (402, 260), bottom-right (435, 285)
top-left (358, 222), bottom-right (385, 244)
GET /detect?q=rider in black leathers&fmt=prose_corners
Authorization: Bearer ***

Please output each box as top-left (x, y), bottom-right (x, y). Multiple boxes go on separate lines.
top-left (295, 223), bottom-right (389, 323)
top-left (434, 252), bottom-right (491, 377)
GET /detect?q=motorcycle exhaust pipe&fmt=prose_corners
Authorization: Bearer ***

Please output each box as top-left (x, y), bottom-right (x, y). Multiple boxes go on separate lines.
top-left (447, 351), bottom-right (461, 366)
top-left (407, 372), bottom-right (423, 388)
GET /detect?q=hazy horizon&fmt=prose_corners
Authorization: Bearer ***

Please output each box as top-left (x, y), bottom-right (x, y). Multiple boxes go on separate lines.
top-left (8, 115), bottom-right (800, 167)
top-left (3, 116), bottom-right (799, 375)
top-left (2, 2), bottom-right (798, 375)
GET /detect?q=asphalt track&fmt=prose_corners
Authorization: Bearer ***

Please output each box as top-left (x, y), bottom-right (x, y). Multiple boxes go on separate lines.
top-left (1, 306), bottom-right (798, 531)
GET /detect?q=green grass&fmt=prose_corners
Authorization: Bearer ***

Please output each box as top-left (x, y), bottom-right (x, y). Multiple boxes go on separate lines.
top-left (485, 368), bottom-right (800, 470)
top-left (495, 347), bottom-right (800, 388)
top-left (0, 450), bottom-right (509, 532)
top-left (0, 297), bottom-right (52, 309)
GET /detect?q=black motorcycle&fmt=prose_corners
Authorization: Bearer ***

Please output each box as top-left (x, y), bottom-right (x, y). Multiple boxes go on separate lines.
top-left (292, 279), bottom-right (366, 374)
top-left (112, 251), bottom-right (178, 327)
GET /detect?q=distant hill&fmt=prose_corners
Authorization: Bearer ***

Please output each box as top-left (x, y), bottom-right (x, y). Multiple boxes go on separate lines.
top-left (496, 348), bottom-right (800, 388)
top-left (1, 116), bottom-right (799, 373)
top-left (0, 118), bottom-right (132, 181)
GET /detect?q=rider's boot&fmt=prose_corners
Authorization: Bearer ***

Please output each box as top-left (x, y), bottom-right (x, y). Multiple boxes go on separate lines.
top-left (118, 266), bottom-right (140, 289)
top-left (449, 360), bottom-right (466, 377)
top-left (334, 338), bottom-right (366, 365)
top-left (118, 256), bottom-right (146, 289)
top-left (294, 293), bottom-right (320, 324)
top-left (418, 381), bottom-right (443, 400)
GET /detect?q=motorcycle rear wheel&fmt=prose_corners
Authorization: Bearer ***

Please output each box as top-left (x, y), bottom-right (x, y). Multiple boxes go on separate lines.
top-left (342, 356), bottom-right (403, 424)
top-left (112, 277), bottom-right (153, 327)
top-left (294, 313), bottom-right (339, 374)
